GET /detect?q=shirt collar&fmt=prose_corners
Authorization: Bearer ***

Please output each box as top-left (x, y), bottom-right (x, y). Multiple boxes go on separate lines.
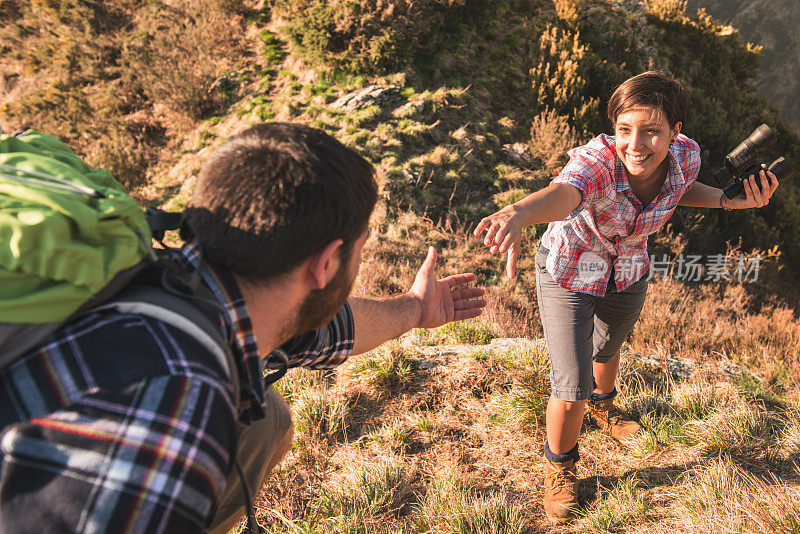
top-left (177, 240), bottom-right (266, 411)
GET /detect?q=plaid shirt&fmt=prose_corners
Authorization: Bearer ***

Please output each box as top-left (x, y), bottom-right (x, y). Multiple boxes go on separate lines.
top-left (540, 133), bottom-right (701, 296)
top-left (0, 240), bottom-right (354, 533)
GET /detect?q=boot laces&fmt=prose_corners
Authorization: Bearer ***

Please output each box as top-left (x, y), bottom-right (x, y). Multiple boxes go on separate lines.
top-left (592, 400), bottom-right (628, 425)
top-left (546, 467), bottom-right (576, 492)
top-left (605, 403), bottom-right (627, 424)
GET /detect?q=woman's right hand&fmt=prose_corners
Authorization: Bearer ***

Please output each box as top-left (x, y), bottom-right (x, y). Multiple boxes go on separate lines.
top-left (473, 205), bottom-right (523, 279)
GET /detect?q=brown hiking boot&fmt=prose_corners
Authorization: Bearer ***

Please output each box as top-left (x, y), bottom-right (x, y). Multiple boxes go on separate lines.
top-left (587, 397), bottom-right (641, 443)
top-left (543, 458), bottom-right (578, 525)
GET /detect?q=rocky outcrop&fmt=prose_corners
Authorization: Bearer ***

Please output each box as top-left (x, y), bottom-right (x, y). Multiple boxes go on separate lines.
top-left (331, 85), bottom-right (400, 111)
top-left (401, 336), bottom-right (752, 379)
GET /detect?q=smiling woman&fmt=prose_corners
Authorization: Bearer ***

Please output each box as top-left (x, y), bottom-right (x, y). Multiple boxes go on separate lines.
top-left (472, 70), bottom-right (780, 526)
top-left (614, 107), bottom-right (681, 207)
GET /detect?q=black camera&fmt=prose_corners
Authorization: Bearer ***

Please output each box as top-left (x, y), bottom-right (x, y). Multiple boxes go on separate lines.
top-left (713, 124), bottom-right (794, 199)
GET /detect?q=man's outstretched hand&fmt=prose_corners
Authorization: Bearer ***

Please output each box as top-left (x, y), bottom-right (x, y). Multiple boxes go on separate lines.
top-left (407, 246), bottom-right (486, 329)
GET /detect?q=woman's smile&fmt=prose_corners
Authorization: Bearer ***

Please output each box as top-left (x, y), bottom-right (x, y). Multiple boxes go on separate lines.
top-left (614, 105), bottom-right (681, 183)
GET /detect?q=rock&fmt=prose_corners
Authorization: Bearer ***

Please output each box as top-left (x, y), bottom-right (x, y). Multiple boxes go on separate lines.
top-left (400, 334), bottom-right (753, 380)
top-left (331, 85), bottom-right (400, 111)
top-left (501, 143), bottom-right (533, 166)
top-left (627, 351), bottom-right (751, 380)
top-left (209, 74), bottom-right (239, 94)
top-left (393, 99), bottom-right (425, 117)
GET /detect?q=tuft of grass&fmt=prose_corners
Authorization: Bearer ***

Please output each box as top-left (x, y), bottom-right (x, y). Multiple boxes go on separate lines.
top-left (312, 461), bottom-right (410, 531)
top-left (272, 368), bottom-right (327, 404)
top-left (413, 414), bottom-right (439, 435)
top-left (349, 344), bottom-right (417, 395)
top-left (360, 419), bottom-right (410, 451)
top-left (414, 476), bottom-right (528, 534)
top-left (671, 381), bottom-right (731, 420)
top-left (417, 320), bottom-right (500, 346)
top-left (576, 477), bottom-right (647, 533)
top-left (675, 457), bottom-right (800, 533)
top-left (292, 387), bottom-right (351, 443)
top-left (685, 402), bottom-right (783, 459)
top-left (494, 387), bottom-right (547, 431)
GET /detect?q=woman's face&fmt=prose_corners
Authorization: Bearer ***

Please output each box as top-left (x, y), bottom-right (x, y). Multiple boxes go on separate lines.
top-left (614, 105), bottom-right (681, 182)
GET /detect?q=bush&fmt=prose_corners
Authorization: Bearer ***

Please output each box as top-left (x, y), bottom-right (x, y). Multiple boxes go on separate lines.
top-left (528, 108), bottom-right (579, 173)
top-left (554, 0), bottom-right (587, 22)
top-left (273, 0), bottom-right (487, 76)
top-left (529, 24), bottom-right (599, 136)
top-left (0, 0), bottom-right (248, 192)
top-left (121, 0), bottom-right (246, 120)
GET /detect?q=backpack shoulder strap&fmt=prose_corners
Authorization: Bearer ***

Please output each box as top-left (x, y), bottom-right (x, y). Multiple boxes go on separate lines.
top-left (92, 284), bottom-right (240, 405)
top-left (0, 263), bottom-right (146, 370)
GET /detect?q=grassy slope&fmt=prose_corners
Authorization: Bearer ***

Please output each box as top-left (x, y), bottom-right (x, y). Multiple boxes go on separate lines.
top-left (2, 1), bottom-right (800, 532)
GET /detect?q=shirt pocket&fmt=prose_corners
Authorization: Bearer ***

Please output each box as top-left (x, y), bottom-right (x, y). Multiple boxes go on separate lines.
top-left (640, 205), bottom-right (677, 236)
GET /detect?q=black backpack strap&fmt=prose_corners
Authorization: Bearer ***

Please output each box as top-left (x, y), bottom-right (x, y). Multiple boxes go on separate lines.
top-left (91, 285), bottom-right (239, 405)
top-left (0, 263), bottom-right (146, 371)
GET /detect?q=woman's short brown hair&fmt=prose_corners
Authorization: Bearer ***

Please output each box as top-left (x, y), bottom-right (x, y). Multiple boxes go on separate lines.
top-left (607, 71), bottom-right (687, 128)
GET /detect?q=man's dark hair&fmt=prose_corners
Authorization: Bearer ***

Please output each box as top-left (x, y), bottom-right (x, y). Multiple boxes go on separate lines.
top-left (184, 122), bottom-right (378, 282)
top-left (607, 71), bottom-right (687, 128)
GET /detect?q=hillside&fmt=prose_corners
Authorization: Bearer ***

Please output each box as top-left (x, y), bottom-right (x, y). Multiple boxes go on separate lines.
top-left (2, 1), bottom-right (800, 532)
top-left (686, 0), bottom-right (800, 134)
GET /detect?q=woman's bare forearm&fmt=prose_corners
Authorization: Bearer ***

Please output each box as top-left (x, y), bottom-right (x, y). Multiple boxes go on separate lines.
top-left (677, 180), bottom-right (725, 208)
top-left (512, 183), bottom-right (583, 226)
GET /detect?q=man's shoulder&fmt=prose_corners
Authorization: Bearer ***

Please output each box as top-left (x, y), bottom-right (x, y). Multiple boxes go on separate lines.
top-left (45, 310), bottom-right (234, 390)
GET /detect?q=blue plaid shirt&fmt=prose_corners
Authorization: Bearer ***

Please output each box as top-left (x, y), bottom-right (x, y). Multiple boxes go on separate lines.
top-left (0, 241), bottom-right (354, 532)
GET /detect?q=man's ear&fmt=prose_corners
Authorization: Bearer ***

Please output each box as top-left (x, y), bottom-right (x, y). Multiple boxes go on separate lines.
top-left (306, 239), bottom-right (344, 289)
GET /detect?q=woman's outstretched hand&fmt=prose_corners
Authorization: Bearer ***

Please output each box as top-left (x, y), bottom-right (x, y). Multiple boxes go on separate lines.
top-left (728, 167), bottom-right (779, 209)
top-left (473, 206), bottom-right (522, 279)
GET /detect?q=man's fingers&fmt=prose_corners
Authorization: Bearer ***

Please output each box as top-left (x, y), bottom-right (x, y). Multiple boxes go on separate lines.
top-left (418, 246), bottom-right (437, 278)
top-left (473, 219), bottom-right (489, 237)
top-left (484, 222), bottom-right (501, 246)
top-left (453, 308), bottom-right (483, 321)
top-left (753, 174), bottom-right (765, 205)
top-left (742, 178), bottom-right (754, 205)
top-left (440, 272), bottom-right (477, 288)
top-left (450, 287), bottom-right (485, 301)
top-left (453, 298), bottom-right (487, 310)
top-left (499, 232), bottom-right (513, 253)
top-left (768, 171), bottom-right (779, 195)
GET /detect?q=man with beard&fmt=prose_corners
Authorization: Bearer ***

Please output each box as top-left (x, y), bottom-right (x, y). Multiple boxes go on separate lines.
top-left (0, 123), bottom-right (486, 533)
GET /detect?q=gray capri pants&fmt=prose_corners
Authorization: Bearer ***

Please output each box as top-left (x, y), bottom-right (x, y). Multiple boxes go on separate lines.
top-left (535, 245), bottom-right (649, 402)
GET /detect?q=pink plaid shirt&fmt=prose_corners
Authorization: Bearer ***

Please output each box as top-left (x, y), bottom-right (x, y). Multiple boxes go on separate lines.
top-left (540, 133), bottom-right (701, 296)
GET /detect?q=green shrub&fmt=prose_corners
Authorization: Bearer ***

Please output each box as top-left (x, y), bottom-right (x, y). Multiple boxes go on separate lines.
top-left (528, 108), bottom-right (579, 173)
top-left (529, 24), bottom-right (600, 136)
top-left (273, 0), bottom-right (487, 76)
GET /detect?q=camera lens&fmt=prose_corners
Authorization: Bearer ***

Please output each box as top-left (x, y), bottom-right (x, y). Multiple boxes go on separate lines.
top-left (748, 124), bottom-right (776, 150)
top-left (768, 157), bottom-right (794, 180)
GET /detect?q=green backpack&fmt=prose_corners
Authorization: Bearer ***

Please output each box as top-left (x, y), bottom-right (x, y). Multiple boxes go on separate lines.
top-left (0, 130), bottom-right (187, 367)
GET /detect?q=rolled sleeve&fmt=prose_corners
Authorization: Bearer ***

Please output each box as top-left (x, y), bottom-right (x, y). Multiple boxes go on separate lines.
top-left (551, 150), bottom-right (607, 217)
top-left (267, 302), bottom-right (355, 370)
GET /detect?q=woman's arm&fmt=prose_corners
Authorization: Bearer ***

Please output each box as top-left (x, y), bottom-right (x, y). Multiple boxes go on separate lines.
top-left (678, 168), bottom-right (779, 209)
top-left (473, 182), bottom-right (581, 278)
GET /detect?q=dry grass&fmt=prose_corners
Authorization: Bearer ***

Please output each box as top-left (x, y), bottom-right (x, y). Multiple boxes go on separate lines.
top-left (4, 3), bottom-right (799, 532)
top-left (247, 324), bottom-right (800, 533)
